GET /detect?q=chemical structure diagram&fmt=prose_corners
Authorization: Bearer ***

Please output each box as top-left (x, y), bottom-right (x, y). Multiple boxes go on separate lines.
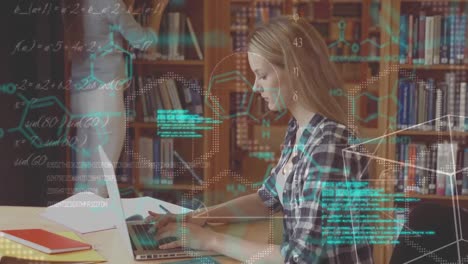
top-left (0, 82), bottom-right (121, 161)
top-left (329, 83), bottom-right (400, 130)
top-left (327, 1), bottom-right (399, 63)
top-left (73, 25), bottom-right (134, 95)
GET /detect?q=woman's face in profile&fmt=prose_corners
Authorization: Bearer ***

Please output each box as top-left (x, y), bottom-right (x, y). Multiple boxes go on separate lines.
top-left (247, 52), bottom-right (292, 111)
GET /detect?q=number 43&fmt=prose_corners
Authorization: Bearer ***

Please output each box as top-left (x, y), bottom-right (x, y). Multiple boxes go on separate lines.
top-left (293, 37), bottom-right (303, 48)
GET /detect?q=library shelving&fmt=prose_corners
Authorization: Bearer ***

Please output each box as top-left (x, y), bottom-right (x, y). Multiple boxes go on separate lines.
top-left (118, 0), bottom-right (232, 205)
top-left (384, 0), bottom-right (468, 262)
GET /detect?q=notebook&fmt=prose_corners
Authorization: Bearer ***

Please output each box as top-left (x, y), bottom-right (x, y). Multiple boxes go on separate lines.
top-left (0, 229), bottom-right (91, 254)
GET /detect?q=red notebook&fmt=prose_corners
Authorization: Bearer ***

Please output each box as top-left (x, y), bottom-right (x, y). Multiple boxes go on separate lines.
top-left (0, 229), bottom-right (92, 254)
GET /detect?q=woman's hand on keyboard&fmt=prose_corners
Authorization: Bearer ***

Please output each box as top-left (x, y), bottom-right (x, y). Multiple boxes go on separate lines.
top-left (144, 210), bottom-right (207, 232)
top-left (155, 222), bottom-right (218, 251)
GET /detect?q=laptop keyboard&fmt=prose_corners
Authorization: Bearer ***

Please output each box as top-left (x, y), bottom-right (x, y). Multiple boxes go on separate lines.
top-left (130, 224), bottom-right (179, 251)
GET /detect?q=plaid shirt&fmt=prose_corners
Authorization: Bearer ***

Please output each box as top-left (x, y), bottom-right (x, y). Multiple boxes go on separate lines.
top-left (258, 113), bottom-right (374, 264)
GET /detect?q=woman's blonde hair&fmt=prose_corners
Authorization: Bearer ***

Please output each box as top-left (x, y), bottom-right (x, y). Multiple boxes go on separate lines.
top-left (248, 16), bottom-right (349, 128)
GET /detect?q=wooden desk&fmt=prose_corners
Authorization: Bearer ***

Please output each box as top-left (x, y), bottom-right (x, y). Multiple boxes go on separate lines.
top-left (0, 206), bottom-right (283, 263)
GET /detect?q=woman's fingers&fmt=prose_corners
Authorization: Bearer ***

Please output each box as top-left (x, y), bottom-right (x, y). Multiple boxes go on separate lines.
top-left (156, 223), bottom-right (173, 237)
top-left (159, 240), bottom-right (181, 249)
top-left (155, 214), bottom-right (176, 229)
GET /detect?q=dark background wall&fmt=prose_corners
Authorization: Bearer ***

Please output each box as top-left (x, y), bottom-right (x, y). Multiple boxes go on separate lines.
top-left (0, 0), bottom-right (67, 206)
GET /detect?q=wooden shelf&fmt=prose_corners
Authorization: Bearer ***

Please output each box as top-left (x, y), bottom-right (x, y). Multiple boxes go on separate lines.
top-left (138, 183), bottom-right (204, 191)
top-left (231, 0), bottom-right (252, 3)
top-left (134, 60), bottom-right (205, 66)
top-left (400, 0), bottom-right (463, 2)
top-left (396, 130), bottom-right (468, 137)
top-left (399, 64), bottom-right (468, 70)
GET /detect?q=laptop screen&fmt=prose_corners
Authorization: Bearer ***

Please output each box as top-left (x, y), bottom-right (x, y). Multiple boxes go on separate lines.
top-left (98, 146), bottom-right (135, 260)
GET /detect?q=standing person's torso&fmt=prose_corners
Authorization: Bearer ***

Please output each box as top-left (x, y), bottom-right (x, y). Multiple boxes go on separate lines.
top-left (71, 0), bottom-right (126, 90)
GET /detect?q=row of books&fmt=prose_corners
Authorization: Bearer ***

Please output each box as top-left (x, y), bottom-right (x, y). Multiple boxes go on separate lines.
top-left (131, 11), bottom-right (203, 61)
top-left (231, 2), bottom-right (283, 51)
top-left (399, 10), bottom-right (468, 65)
top-left (127, 75), bottom-right (203, 122)
top-left (138, 136), bottom-right (174, 185)
top-left (255, 1), bottom-right (283, 25)
top-left (397, 72), bottom-right (467, 131)
top-left (292, 1), bottom-right (362, 21)
top-left (330, 19), bottom-right (361, 43)
top-left (231, 6), bottom-right (250, 51)
top-left (293, 0), bottom-right (330, 20)
top-left (395, 141), bottom-right (468, 196)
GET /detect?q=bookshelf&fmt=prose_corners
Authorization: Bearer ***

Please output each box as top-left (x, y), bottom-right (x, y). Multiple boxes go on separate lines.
top-left (111, 0), bottom-right (232, 205)
top-left (383, 0), bottom-right (468, 262)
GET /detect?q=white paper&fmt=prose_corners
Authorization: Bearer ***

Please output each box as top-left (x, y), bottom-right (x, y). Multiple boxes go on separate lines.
top-left (41, 192), bottom-right (192, 234)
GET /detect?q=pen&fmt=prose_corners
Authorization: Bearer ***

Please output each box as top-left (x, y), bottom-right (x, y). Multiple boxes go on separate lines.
top-left (159, 204), bottom-right (172, 214)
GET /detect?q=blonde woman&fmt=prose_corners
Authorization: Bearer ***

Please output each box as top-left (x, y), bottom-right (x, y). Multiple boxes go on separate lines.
top-left (146, 16), bottom-right (374, 264)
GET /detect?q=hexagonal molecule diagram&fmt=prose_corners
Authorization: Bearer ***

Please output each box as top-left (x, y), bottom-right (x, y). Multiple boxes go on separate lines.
top-left (329, 64), bottom-right (402, 130)
top-left (74, 25), bottom-right (133, 95)
top-left (2, 83), bottom-right (113, 158)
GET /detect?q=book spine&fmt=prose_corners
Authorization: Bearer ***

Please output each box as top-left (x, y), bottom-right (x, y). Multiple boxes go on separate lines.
top-left (446, 73), bottom-right (456, 130)
top-left (456, 148), bottom-right (464, 195)
top-left (424, 16), bottom-right (432, 65)
top-left (189, 79), bottom-right (203, 115)
top-left (449, 13), bottom-right (456, 64)
top-left (429, 144), bottom-right (437, 194)
top-left (408, 14), bottom-right (413, 64)
top-left (400, 14), bottom-right (408, 64)
top-left (454, 77), bottom-right (461, 130)
top-left (395, 141), bottom-right (402, 192)
top-left (445, 143), bottom-right (459, 196)
top-left (437, 143), bottom-right (452, 196)
top-left (169, 139), bottom-right (174, 184)
top-left (398, 80), bottom-right (405, 129)
top-left (463, 148), bottom-right (468, 195)
top-left (433, 15), bottom-right (441, 64)
top-left (415, 144), bottom-right (422, 194)
top-left (397, 142), bottom-right (407, 193)
top-left (465, 12), bottom-right (468, 64)
top-left (413, 14), bottom-right (419, 64)
top-left (457, 14), bottom-right (466, 64)
top-left (153, 137), bottom-right (160, 184)
top-left (418, 12), bottom-right (426, 64)
top-left (417, 81), bottom-right (425, 129)
top-left (407, 144), bottom-right (416, 193)
top-left (160, 139), bottom-right (167, 184)
top-left (435, 83), bottom-right (443, 131)
top-left (407, 81), bottom-right (414, 127)
top-left (403, 143), bottom-right (409, 192)
top-left (462, 82), bottom-right (468, 132)
top-left (402, 81), bottom-right (409, 128)
top-left (422, 144), bottom-right (430, 194)
top-left (441, 14), bottom-right (449, 64)
top-left (138, 76), bottom-right (148, 122)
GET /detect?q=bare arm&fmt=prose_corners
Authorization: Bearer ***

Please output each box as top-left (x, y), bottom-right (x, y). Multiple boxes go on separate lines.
top-left (106, 0), bottom-right (167, 47)
top-left (191, 192), bottom-right (272, 224)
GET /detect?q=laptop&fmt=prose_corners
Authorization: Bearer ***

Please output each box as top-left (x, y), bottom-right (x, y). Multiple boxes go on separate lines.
top-left (98, 146), bottom-right (218, 261)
